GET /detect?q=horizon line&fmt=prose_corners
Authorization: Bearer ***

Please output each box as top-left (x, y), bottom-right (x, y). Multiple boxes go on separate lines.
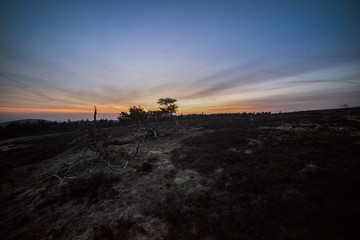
top-left (1, 106), bottom-right (358, 124)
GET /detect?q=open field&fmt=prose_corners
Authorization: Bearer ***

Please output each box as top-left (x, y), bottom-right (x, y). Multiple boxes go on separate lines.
top-left (1, 107), bottom-right (360, 239)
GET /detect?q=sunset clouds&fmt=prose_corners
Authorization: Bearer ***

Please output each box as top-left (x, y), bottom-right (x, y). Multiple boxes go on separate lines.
top-left (0, 0), bottom-right (359, 121)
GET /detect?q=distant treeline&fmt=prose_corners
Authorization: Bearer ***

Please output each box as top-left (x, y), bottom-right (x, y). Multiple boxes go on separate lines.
top-left (0, 111), bottom-right (273, 139)
top-left (0, 119), bottom-right (116, 139)
top-left (180, 112), bottom-right (272, 119)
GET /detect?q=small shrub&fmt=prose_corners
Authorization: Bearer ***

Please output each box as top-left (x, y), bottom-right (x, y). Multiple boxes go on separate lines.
top-left (36, 172), bottom-right (122, 205)
top-left (117, 147), bottom-right (133, 161)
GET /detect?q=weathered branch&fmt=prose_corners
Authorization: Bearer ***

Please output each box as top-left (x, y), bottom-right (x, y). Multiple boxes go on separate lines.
top-left (132, 141), bottom-right (141, 158)
top-left (52, 174), bottom-right (76, 184)
top-left (56, 115), bottom-right (179, 178)
top-left (53, 174), bottom-right (62, 181)
top-left (102, 138), bottom-right (135, 147)
top-left (102, 159), bottom-right (129, 171)
top-left (102, 121), bottom-right (142, 147)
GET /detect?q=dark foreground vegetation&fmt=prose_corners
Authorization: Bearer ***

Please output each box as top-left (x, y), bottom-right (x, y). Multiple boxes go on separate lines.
top-left (0, 119), bottom-right (117, 139)
top-left (167, 108), bottom-right (360, 239)
top-left (0, 107), bottom-right (359, 239)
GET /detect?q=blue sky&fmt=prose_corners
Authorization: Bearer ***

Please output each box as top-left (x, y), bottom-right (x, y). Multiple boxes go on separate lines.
top-left (0, 0), bottom-right (359, 121)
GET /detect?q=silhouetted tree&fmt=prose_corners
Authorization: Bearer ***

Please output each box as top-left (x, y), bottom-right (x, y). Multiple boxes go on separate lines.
top-left (117, 98), bottom-right (180, 126)
top-left (118, 106), bottom-right (148, 125)
top-left (129, 105), bottom-right (147, 122)
top-left (117, 111), bottom-right (130, 124)
top-left (157, 97), bottom-right (178, 116)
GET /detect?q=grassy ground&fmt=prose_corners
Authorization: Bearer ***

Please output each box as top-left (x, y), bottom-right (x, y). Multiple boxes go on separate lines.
top-left (167, 109), bottom-right (360, 239)
top-left (0, 108), bottom-right (359, 239)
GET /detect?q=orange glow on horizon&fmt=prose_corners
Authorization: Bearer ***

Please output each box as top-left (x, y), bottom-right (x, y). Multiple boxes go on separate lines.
top-left (0, 107), bottom-right (115, 114)
top-left (0, 105), bottom-right (264, 116)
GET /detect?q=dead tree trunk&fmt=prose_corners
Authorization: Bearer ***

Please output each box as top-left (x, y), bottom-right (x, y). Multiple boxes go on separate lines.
top-left (94, 105), bottom-right (97, 123)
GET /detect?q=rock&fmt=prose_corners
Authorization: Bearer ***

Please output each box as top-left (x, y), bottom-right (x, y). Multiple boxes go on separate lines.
top-left (186, 184), bottom-right (210, 195)
top-left (244, 149), bottom-right (252, 155)
top-left (300, 163), bottom-right (318, 175)
top-left (280, 189), bottom-right (305, 204)
top-left (247, 138), bottom-right (262, 147)
top-left (147, 150), bottom-right (162, 162)
top-left (173, 169), bottom-right (199, 185)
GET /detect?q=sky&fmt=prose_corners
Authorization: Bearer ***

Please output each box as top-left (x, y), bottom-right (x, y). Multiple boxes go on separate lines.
top-left (0, 0), bottom-right (359, 122)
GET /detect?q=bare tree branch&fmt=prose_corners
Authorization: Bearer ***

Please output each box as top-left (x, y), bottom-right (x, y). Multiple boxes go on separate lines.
top-left (102, 121), bottom-right (142, 147)
top-left (102, 159), bottom-right (129, 171)
top-left (132, 141), bottom-right (141, 158)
